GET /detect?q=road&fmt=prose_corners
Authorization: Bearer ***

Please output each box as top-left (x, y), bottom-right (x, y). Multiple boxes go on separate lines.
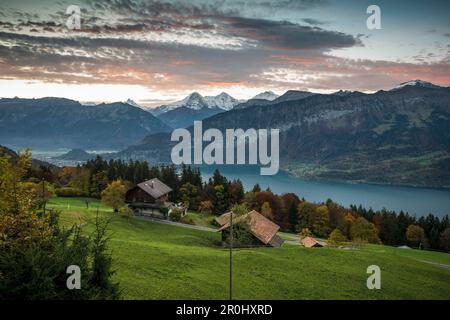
top-left (135, 215), bottom-right (218, 233)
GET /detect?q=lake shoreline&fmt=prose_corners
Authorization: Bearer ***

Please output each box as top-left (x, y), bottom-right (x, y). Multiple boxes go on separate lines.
top-left (199, 165), bottom-right (450, 217)
top-left (283, 167), bottom-right (450, 191)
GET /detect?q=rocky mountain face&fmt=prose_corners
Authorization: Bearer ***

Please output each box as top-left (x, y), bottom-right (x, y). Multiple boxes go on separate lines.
top-left (0, 97), bottom-right (171, 149)
top-left (118, 83), bottom-right (450, 187)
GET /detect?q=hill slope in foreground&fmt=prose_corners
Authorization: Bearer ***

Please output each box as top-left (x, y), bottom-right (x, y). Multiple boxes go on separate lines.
top-left (50, 197), bottom-right (450, 300)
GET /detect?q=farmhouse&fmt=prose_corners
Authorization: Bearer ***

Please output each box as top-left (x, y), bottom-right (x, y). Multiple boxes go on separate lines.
top-left (125, 178), bottom-right (185, 219)
top-left (216, 210), bottom-right (284, 247)
top-left (301, 236), bottom-right (326, 248)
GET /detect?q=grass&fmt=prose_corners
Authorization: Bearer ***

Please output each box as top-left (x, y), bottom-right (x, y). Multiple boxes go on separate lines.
top-left (47, 197), bottom-right (450, 300)
top-left (183, 211), bottom-right (217, 228)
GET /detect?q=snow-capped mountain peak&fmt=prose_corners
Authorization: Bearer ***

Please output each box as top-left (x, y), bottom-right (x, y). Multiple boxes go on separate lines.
top-left (204, 92), bottom-right (240, 111)
top-left (392, 80), bottom-right (442, 91)
top-left (154, 92), bottom-right (241, 115)
top-left (251, 91), bottom-right (279, 101)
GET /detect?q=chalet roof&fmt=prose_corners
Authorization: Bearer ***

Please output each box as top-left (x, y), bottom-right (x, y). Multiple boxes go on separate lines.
top-left (136, 178), bottom-right (172, 199)
top-left (218, 210), bottom-right (281, 245)
top-left (301, 236), bottom-right (326, 248)
top-left (215, 211), bottom-right (234, 226)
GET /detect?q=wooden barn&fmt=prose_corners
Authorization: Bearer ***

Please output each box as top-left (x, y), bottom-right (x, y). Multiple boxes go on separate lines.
top-left (215, 210), bottom-right (284, 247)
top-left (125, 178), bottom-right (184, 219)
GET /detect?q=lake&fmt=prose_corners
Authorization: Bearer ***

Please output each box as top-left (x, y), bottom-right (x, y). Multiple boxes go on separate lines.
top-left (200, 166), bottom-right (450, 218)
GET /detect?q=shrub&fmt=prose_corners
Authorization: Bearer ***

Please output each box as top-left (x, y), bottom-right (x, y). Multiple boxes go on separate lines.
top-left (101, 180), bottom-right (125, 212)
top-left (0, 210), bottom-right (120, 300)
top-left (170, 208), bottom-right (183, 222)
top-left (350, 217), bottom-right (381, 244)
top-left (55, 187), bottom-right (87, 197)
top-left (223, 219), bottom-right (255, 247)
top-left (180, 215), bottom-right (195, 225)
top-left (406, 225), bottom-right (426, 248)
top-left (328, 229), bottom-right (347, 246)
top-left (198, 201), bottom-right (213, 214)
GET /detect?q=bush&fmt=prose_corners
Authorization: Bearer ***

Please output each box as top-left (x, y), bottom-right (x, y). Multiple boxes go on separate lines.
top-left (198, 201), bottom-right (213, 214)
top-left (101, 180), bottom-right (125, 212)
top-left (328, 229), bottom-right (347, 246)
top-left (224, 219), bottom-right (255, 247)
top-left (180, 215), bottom-right (195, 225)
top-left (406, 225), bottom-right (425, 248)
top-left (350, 217), bottom-right (381, 244)
top-left (55, 187), bottom-right (87, 197)
top-left (0, 210), bottom-right (120, 299)
top-left (170, 208), bottom-right (183, 222)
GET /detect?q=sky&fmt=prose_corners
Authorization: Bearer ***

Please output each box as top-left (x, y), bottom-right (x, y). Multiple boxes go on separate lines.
top-left (0, 0), bottom-right (449, 106)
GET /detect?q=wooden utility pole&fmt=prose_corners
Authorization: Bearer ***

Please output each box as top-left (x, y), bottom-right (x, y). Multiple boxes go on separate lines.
top-left (229, 211), bottom-right (233, 300)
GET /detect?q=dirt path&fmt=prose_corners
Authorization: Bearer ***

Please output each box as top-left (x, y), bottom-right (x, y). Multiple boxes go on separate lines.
top-left (414, 259), bottom-right (450, 270)
top-left (135, 216), bottom-right (218, 233)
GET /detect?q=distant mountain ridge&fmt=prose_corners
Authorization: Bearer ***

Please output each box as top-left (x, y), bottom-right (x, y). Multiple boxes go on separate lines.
top-left (0, 97), bottom-right (171, 149)
top-left (391, 80), bottom-right (442, 91)
top-left (55, 149), bottom-right (94, 161)
top-left (0, 145), bottom-right (57, 169)
top-left (117, 81), bottom-right (450, 187)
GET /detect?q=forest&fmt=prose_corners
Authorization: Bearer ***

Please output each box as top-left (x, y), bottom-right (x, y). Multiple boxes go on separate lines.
top-left (24, 155), bottom-right (450, 252)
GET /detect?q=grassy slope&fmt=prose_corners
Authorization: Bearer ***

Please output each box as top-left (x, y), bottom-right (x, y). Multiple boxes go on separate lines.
top-left (48, 197), bottom-right (450, 300)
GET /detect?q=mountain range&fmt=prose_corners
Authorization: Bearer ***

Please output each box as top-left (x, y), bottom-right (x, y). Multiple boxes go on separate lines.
top-left (116, 80), bottom-right (450, 187)
top-left (152, 90), bottom-right (316, 128)
top-left (2, 80), bottom-right (449, 187)
top-left (0, 98), bottom-right (171, 149)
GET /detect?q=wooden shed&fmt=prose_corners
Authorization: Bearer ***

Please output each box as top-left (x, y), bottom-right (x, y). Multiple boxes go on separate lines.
top-left (301, 236), bottom-right (327, 248)
top-left (216, 210), bottom-right (284, 247)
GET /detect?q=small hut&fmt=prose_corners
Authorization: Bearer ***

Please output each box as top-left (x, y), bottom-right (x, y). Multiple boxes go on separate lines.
top-left (301, 236), bottom-right (326, 248)
top-left (216, 210), bottom-right (284, 247)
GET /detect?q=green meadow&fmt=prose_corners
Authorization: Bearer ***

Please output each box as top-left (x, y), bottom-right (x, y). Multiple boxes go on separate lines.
top-left (48, 197), bottom-right (450, 300)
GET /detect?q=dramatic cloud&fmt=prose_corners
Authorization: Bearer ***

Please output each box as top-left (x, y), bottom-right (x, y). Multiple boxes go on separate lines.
top-left (222, 17), bottom-right (361, 50)
top-left (0, 0), bottom-right (448, 104)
